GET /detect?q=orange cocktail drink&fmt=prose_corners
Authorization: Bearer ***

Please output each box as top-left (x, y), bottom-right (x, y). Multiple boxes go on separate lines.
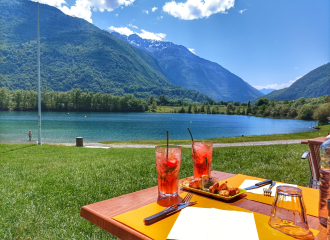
top-left (156, 145), bottom-right (181, 199)
top-left (191, 142), bottom-right (213, 179)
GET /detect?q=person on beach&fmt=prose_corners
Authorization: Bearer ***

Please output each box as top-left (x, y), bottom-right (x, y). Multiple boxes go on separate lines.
top-left (28, 130), bottom-right (32, 141)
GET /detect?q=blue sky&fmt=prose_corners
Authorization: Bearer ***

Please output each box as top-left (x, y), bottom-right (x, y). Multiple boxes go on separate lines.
top-left (33, 0), bottom-right (329, 90)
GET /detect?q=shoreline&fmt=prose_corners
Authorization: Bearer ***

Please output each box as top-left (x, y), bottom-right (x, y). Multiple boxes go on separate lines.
top-left (1, 139), bottom-right (306, 148)
top-left (1, 125), bottom-right (328, 147)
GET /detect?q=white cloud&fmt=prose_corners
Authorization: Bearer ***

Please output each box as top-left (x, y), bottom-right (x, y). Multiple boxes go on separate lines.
top-left (152, 7), bottom-right (158, 12)
top-left (109, 27), bottom-right (166, 41)
top-left (188, 48), bottom-right (195, 54)
top-left (238, 9), bottom-right (246, 14)
top-left (115, 13), bottom-right (118, 16)
top-left (137, 30), bottom-right (166, 41)
top-left (254, 76), bottom-right (302, 90)
top-left (109, 26), bottom-right (134, 36)
top-left (163, 0), bottom-right (235, 20)
top-left (143, 10), bottom-right (149, 14)
top-left (31, 0), bottom-right (135, 23)
top-left (157, 16), bottom-right (164, 20)
top-left (128, 24), bottom-right (138, 29)
top-left (61, 0), bottom-right (93, 23)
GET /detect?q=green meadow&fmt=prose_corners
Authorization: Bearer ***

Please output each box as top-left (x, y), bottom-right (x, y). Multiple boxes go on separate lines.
top-left (0, 142), bottom-right (312, 239)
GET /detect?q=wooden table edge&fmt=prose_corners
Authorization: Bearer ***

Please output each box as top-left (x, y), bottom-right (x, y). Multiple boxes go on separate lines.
top-left (80, 205), bottom-right (152, 240)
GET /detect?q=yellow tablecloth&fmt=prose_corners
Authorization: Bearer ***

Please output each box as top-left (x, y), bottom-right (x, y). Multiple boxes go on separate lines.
top-left (219, 174), bottom-right (319, 217)
top-left (112, 192), bottom-right (318, 240)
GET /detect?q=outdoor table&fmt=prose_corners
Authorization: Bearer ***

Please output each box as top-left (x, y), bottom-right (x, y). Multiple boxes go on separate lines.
top-left (80, 171), bottom-right (326, 240)
top-left (301, 136), bottom-right (328, 146)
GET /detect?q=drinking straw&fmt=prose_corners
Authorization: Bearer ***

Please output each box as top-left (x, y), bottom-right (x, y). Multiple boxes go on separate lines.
top-left (166, 130), bottom-right (169, 161)
top-left (206, 157), bottom-right (209, 176)
top-left (187, 128), bottom-right (194, 141)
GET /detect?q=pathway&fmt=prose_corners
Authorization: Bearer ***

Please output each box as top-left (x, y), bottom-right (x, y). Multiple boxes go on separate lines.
top-left (54, 139), bottom-right (305, 148)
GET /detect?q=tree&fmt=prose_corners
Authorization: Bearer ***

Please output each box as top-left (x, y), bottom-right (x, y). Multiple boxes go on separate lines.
top-left (251, 104), bottom-right (258, 114)
top-left (0, 87), bottom-right (11, 109)
top-left (158, 95), bottom-right (168, 105)
top-left (209, 99), bottom-right (216, 105)
top-left (258, 104), bottom-right (267, 114)
top-left (270, 99), bottom-right (275, 107)
top-left (234, 102), bottom-right (241, 106)
top-left (201, 105), bottom-right (205, 113)
top-left (41, 89), bottom-right (49, 110)
top-left (313, 103), bottom-right (330, 125)
top-left (246, 101), bottom-right (251, 115)
top-left (257, 98), bottom-right (269, 106)
top-left (206, 105), bottom-right (211, 114)
top-left (193, 105), bottom-right (198, 113)
top-left (151, 101), bottom-right (157, 111)
top-left (148, 95), bottom-right (155, 105)
top-left (13, 90), bottom-right (23, 109)
top-left (178, 106), bottom-right (185, 113)
top-left (187, 105), bottom-right (192, 113)
top-left (226, 103), bottom-right (234, 114)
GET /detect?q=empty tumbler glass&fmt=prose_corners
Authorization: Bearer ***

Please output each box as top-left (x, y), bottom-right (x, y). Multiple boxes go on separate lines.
top-left (269, 186), bottom-right (313, 238)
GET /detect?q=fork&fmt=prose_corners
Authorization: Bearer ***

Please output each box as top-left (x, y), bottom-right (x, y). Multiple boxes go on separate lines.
top-left (144, 193), bottom-right (195, 225)
top-left (263, 181), bottom-right (276, 197)
top-left (165, 192), bottom-right (194, 210)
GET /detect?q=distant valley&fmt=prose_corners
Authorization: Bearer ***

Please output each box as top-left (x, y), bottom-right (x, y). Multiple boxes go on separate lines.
top-left (110, 32), bottom-right (263, 102)
top-left (258, 63), bottom-right (330, 101)
top-left (259, 88), bottom-right (276, 95)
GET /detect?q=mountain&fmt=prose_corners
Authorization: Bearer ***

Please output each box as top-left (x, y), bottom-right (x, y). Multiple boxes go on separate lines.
top-left (259, 63), bottom-right (330, 101)
top-left (110, 32), bottom-right (263, 102)
top-left (259, 88), bottom-right (276, 95)
top-left (0, 0), bottom-right (210, 102)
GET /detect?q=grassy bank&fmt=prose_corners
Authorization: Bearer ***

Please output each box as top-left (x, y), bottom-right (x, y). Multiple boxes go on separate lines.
top-left (101, 124), bottom-right (330, 145)
top-left (146, 105), bottom-right (228, 113)
top-left (0, 143), bottom-right (311, 239)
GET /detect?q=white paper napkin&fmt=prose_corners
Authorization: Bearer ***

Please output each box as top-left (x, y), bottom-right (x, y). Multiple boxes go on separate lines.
top-left (239, 179), bottom-right (297, 197)
top-left (167, 207), bottom-right (259, 240)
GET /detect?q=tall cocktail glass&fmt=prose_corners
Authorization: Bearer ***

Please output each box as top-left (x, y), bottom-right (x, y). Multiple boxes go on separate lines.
top-left (156, 145), bottom-right (181, 199)
top-left (191, 141), bottom-right (213, 179)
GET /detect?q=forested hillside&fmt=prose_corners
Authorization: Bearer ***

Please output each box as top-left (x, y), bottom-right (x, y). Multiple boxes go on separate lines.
top-left (260, 63), bottom-right (330, 101)
top-left (0, 0), bottom-right (210, 102)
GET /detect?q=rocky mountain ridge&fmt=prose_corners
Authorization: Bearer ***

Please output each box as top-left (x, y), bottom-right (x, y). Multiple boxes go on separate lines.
top-left (110, 31), bottom-right (263, 102)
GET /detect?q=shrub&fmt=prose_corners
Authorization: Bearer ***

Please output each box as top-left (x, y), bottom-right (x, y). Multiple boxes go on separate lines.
top-left (297, 104), bottom-right (318, 120)
top-left (313, 103), bottom-right (330, 125)
top-left (287, 108), bottom-right (298, 118)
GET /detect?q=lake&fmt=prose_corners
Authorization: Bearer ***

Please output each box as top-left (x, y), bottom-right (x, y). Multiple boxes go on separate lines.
top-left (0, 111), bottom-right (317, 143)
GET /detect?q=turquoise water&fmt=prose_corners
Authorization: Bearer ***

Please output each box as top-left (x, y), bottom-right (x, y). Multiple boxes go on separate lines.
top-left (0, 111), bottom-right (316, 143)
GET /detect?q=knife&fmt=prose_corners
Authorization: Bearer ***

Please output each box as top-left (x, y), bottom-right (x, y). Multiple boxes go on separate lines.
top-left (244, 179), bottom-right (272, 190)
top-left (144, 201), bottom-right (196, 225)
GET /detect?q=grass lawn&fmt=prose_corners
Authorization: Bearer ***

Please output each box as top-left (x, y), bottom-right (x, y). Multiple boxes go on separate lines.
top-left (101, 124), bottom-right (330, 145)
top-left (0, 143), bottom-right (312, 239)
